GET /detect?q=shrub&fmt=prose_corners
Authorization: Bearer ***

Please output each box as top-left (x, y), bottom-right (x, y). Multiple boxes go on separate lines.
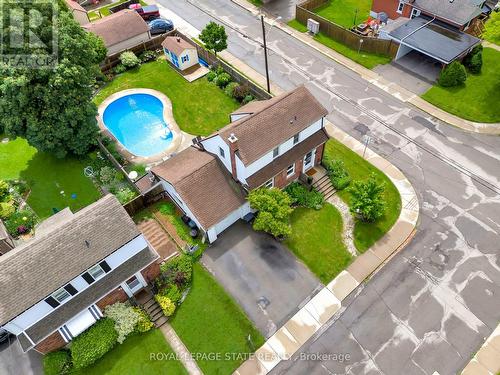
top-left (206, 70), bottom-right (217, 82)
top-left (248, 188), bottom-right (293, 238)
top-left (155, 295), bottom-right (176, 316)
top-left (160, 284), bottom-right (182, 304)
top-left (114, 63), bottom-right (127, 74)
top-left (215, 72), bottom-right (231, 88)
top-left (284, 182), bottom-right (324, 209)
top-left (0, 180), bottom-right (9, 201)
top-left (438, 61), bottom-right (466, 87)
top-left (139, 50), bottom-right (157, 63)
top-left (5, 210), bottom-right (36, 237)
top-left (159, 202), bottom-right (176, 216)
top-left (348, 174), bottom-right (386, 222)
top-left (233, 84), bottom-right (250, 101)
top-left (0, 201), bottom-right (15, 219)
top-left (468, 51), bottom-right (483, 74)
top-left (104, 302), bottom-right (140, 344)
top-left (224, 82), bottom-right (239, 97)
top-left (99, 166), bottom-right (117, 186)
top-left (133, 307), bottom-right (154, 333)
top-left (242, 94), bottom-right (254, 105)
top-left (119, 51), bottom-right (140, 69)
top-left (43, 349), bottom-right (72, 375)
top-left (115, 187), bottom-right (136, 204)
top-left (324, 158), bottom-right (351, 190)
top-left (71, 318), bottom-right (118, 369)
top-left (160, 254), bottom-right (193, 286)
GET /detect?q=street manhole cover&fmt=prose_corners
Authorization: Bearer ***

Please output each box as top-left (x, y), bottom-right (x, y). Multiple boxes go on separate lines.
top-left (257, 296), bottom-right (270, 310)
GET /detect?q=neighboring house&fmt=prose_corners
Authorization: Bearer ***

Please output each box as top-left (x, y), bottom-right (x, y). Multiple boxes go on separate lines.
top-left (0, 219), bottom-right (14, 255)
top-left (151, 86), bottom-right (329, 243)
top-left (373, 0), bottom-right (481, 64)
top-left (65, 0), bottom-right (89, 25)
top-left (83, 10), bottom-right (151, 56)
top-left (0, 195), bottom-right (160, 353)
top-left (161, 36), bottom-right (199, 71)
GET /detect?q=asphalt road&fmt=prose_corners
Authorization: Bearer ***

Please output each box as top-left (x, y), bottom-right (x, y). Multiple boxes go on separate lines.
top-left (158, 1), bottom-right (500, 373)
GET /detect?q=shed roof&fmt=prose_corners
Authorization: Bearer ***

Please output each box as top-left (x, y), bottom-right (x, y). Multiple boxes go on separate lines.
top-left (161, 36), bottom-right (196, 55)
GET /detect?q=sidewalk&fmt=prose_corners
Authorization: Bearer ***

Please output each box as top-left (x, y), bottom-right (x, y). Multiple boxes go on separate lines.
top-left (229, 0), bottom-right (500, 135)
top-left (160, 323), bottom-right (203, 375)
top-left (461, 323), bottom-right (500, 375)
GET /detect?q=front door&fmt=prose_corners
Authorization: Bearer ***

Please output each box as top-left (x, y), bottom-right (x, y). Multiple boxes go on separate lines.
top-left (303, 150), bottom-right (315, 172)
top-left (125, 275), bottom-right (143, 295)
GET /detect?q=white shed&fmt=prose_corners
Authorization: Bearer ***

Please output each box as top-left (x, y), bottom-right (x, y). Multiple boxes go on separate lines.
top-left (161, 36), bottom-right (199, 71)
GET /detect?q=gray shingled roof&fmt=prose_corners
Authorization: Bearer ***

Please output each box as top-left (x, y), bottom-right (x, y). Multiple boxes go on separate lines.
top-left (413, 0), bottom-right (483, 26)
top-left (218, 85), bottom-right (328, 166)
top-left (0, 195), bottom-right (141, 325)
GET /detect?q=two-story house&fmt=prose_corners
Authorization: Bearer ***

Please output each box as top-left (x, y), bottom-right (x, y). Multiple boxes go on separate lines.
top-left (151, 86), bottom-right (329, 243)
top-left (0, 195), bottom-right (160, 353)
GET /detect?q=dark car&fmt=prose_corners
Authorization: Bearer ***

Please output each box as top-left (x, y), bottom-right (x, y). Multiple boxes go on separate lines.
top-left (148, 18), bottom-right (174, 35)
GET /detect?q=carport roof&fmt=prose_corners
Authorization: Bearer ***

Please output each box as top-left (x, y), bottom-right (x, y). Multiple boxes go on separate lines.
top-left (389, 17), bottom-right (480, 64)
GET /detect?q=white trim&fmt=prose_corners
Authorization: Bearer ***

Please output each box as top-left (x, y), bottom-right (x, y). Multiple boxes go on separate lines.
top-left (397, 1), bottom-right (405, 14)
top-left (263, 178), bottom-right (274, 188)
top-left (303, 149), bottom-right (316, 172)
top-left (286, 164), bottom-right (295, 178)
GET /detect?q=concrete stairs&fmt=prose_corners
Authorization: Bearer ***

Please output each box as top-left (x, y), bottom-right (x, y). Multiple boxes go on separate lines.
top-left (313, 174), bottom-right (336, 201)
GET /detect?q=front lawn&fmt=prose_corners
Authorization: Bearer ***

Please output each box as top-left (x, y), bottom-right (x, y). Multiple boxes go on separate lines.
top-left (285, 204), bottom-right (352, 284)
top-left (314, 0), bottom-right (373, 29)
top-left (170, 263), bottom-right (265, 375)
top-left (287, 21), bottom-right (391, 69)
top-left (421, 48), bottom-right (500, 123)
top-left (324, 139), bottom-right (401, 252)
top-left (0, 136), bottom-right (101, 219)
top-left (73, 330), bottom-right (187, 375)
top-left (94, 60), bottom-right (240, 136)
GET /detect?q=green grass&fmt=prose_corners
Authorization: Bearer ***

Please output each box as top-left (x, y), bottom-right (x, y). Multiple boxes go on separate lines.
top-left (170, 263), bottom-right (265, 375)
top-left (421, 48), bottom-right (500, 123)
top-left (314, 0), bottom-right (372, 29)
top-left (94, 60), bottom-right (240, 136)
top-left (324, 139), bottom-right (401, 252)
top-left (88, 0), bottom-right (146, 20)
top-left (73, 330), bottom-right (188, 375)
top-left (0, 136), bottom-right (101, 218)
top-left (285, 204), bottom-right (352, 283)
top-left (287, 22), bottom-right (391, 69)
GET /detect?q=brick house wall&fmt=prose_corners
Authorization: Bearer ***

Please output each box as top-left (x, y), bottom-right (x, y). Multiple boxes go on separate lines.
top-left (95, 286), bottom-right (128, 310)
top-left (34, 330), bottom-right (66, 354)
top-left (315, 144), bottom-right (325, 166)
top-left (141, 262), bottom-right (161, 284)
top-left (372, 0), bottom-right (411, 20)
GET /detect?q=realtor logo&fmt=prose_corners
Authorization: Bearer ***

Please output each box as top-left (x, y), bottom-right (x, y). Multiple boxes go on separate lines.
top-left (0, 0), bottom-right (58, 69)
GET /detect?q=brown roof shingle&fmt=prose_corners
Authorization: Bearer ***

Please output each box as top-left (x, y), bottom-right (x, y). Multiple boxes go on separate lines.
top-left (246, 129), bottom-right (329, 189)
top-left (65, 0), bottom-right (87, 13)
top-left (152, 147), bottom-right (247, 229)
top-left (219, 85), bottom-right (328, 165)
top-left (161, 36), bottom-right (195, 56)
top-left (0, 195), bottom-right (142, 325)
top-left (83, 10), bottom-right (149, 47)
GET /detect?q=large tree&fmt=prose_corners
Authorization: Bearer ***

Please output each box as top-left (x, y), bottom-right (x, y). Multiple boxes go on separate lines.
top-left (0, 0), bottom-right (107, 158)
top-left (348, 174), bottom-right (386, 222)
top-left (199, 21), bottom-right (227, 56)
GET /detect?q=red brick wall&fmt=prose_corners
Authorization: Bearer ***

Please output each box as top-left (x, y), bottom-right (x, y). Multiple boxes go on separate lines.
top-left (315, 144), bottom-right (325, 166)
top-left (372, 0), bottom-right (411, 20)
top-left (95, 287), bottom-right (128, 310)
top-left (34, 331), bottom-right (66, 354)
top-left (274, 158), bottom-right (304, 189)
top-left (141, 262), bottom-right (161, 284)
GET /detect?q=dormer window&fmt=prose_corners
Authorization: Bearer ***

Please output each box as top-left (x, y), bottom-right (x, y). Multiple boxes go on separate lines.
top-left (273, 146), bottom-right (279, 158)
top-left (293, 133), bottom-right (300, 145)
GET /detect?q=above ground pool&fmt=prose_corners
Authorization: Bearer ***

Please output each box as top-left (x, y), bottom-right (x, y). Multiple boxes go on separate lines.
top-left (102, 93), bottom-right (173, 158)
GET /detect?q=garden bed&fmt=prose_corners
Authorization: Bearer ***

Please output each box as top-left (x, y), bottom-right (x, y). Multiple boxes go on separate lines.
top-left (324, 139), bottom-right (401, 252)
top-left (169, 263), bottom-right (265, 375)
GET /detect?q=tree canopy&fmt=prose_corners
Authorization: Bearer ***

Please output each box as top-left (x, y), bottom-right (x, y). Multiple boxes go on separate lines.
top-left (0, 0), bottom-right (107, 158)
top-left (348, 174), bottom-right (386, 222)
top-left (483, 11), bottom-right (500, 45)
top-left (199, 21), bottom-right (228, 55)
top-left (248, 187), bottom-right (293, 238)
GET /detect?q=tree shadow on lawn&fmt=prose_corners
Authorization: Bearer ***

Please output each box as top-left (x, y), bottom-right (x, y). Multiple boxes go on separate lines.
top-left (19, 152), bottom-right (101, 219)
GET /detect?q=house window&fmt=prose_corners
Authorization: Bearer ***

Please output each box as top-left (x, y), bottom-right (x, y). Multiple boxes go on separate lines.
top-left (397, 1), bottom-right (404, 14)
top-left (286, 164), bottom-right (295, 178)
top-left (273, 146), bottom-right (279, 158)
top-left (82, 261), bottom-right (111, 285)
top-left (163, 47), bottom-right (169, 55)
top-left (181, 55), bottom-right (190, 63)
top-left (264, 178), bottom-right (274, 188)
top-left (293, 133), bottom-right (300, 145)
top-left (88, 264), bottom-right (105, 281)
top-left (219, 146), bottom-right (225, 158)
top-left (52, 288), bottom-right (71, 304)
top-left (410, 8), bottom-right (420, 18)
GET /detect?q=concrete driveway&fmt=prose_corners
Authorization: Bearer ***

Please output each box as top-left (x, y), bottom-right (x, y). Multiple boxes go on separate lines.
top-left (0, 337), bottom-right (42, 375)
top-left (202, 221), bottom-right (322, 338)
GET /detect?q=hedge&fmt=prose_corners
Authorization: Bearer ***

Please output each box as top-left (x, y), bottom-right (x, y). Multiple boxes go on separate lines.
top-left (43, 349), bottom-right (72, 375)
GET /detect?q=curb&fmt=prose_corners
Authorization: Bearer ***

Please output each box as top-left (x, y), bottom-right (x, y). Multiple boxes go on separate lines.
top-left (461, 323), bottom-right (500, 375)
top-left (229, 0), bottom-right (500, 135)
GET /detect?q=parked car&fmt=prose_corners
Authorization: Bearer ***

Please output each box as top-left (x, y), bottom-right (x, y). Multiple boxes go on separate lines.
top-left (129, 4), bottom-right (160, 21)
top-left (0, 328), bottom-right (11, 344)
top-left (148, 18), bottom-right (174, 35)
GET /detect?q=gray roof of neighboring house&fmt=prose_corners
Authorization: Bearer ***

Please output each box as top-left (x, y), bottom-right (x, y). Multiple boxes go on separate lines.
top-left (413, 0), bottom-right (483, 26)
top-left (0, 195), bottom-right (141, 325)
top-left (152, 147), bottom-right (247, 229)
top-left (161, 36), bottom-right (195, 55)
top-left (83, 10), bottom-right (149, 47)
top-left (217, 85), bottom-right (328, 166)
top-left (389, 17), bottom-right (480, 63)
top-left (21, 246), bottom-right (158, 351)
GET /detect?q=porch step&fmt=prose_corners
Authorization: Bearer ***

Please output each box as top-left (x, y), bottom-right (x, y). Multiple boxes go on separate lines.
top-left (313, 174), bottom-right (337, 201)
top-left (150, 309), bottom-right (164, 322)
top-left (155, 315), bottom-right (168, 328)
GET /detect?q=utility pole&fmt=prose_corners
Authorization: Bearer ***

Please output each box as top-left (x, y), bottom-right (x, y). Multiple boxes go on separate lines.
top-left (260, 15), bottom-right (271, 93)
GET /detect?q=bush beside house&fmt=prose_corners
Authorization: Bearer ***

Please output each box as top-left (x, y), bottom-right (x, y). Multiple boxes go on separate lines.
top-left (206, 67), bottom-right (255, 104)
top-left (438, 61), bottom-right (467, 87)
top-left (284, 182), bottom-right (324, 210)
top-left (43, 350), bottom-right (72, 375)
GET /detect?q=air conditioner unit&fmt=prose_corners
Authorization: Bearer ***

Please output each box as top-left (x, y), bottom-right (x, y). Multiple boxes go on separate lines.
top-left (307, 19), bottom-right (320, 35)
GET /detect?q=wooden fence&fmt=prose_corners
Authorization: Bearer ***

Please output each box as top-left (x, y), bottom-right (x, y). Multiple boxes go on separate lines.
top-left (123, 187), bottom-right (167, 216)
top-left (296, 0), bottom-right (399, 57)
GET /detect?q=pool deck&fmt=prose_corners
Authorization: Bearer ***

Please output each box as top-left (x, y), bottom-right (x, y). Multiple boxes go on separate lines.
top-left (97, 88), bottom-right (193, 165)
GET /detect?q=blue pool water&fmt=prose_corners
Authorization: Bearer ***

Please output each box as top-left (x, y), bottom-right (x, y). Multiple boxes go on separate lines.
top-left (102, 93), bottom-right (173, 157)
